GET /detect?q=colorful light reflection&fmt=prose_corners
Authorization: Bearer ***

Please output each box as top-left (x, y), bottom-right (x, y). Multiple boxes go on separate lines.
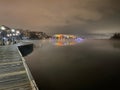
top-left (51, 38), bottom-right (83, 46)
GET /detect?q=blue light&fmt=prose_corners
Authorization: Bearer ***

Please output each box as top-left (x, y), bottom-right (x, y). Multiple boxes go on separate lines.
top-left (3, 37), bottom-right (6, 40)
top-left (75, 38), bottom-right (84, 42)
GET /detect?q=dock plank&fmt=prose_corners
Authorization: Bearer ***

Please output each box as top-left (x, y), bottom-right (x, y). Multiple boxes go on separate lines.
top-left (0, 45), bottom-right (37, 90)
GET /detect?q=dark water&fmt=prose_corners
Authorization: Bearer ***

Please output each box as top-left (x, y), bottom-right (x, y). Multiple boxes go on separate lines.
top-left (25, 39), bottom-right (120, 90)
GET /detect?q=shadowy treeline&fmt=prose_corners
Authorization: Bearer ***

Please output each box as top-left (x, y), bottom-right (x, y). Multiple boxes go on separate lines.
top-left (19, 30), bottom-right (51, 40)
top-left (111, 33), bottom-right (120, 40)
top-left (28, 31), bottom-right (51, 40)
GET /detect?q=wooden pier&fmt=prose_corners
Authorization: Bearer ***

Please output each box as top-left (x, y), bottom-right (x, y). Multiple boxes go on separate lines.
top-left (0, 44), bottom-right (38, 90)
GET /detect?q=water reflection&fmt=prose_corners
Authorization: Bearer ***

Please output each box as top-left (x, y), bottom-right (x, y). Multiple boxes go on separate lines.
top-left (110, 40), bottom-right (120, 49)
top-left (25, 40), bottom-right (120, 89)
top-left (50, 38), bottom-right (84, 46)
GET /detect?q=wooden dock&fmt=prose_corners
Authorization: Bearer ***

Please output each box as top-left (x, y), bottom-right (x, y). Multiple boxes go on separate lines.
top-left (0, 44), bottom-right (38, 90)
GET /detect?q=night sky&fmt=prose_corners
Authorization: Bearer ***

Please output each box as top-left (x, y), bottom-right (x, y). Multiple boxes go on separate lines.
top-left (0, 0), bottom-right (120, 35)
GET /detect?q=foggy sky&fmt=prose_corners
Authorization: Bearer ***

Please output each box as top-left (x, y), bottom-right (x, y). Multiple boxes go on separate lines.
top-left (0, 0), bottom-right (120, 35)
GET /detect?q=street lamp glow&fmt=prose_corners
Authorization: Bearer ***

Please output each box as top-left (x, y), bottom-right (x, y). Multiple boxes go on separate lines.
top-left (13, 33), bottom-right (16, 36)
top-left (1, 26), bottom-right (6, 30)
top-left (11, 29), bottom-right (15, 32)
top-left (16, 31), bottom-right (20, 34)
top-left (10, 34), bottom-right (12, 36)
top-left (7, 34), bottom-right (9, 37)
top-left (16, 33), bottom-right (18, 36)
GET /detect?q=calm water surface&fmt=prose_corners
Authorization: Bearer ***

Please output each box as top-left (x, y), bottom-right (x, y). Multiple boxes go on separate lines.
top-left (25, 39), bottom-right (120, 90)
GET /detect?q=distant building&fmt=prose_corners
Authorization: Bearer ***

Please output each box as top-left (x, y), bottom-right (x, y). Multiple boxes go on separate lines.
top-left (53, 34), bottom-right (77, 39)
top-left (0, 25), bottom-right (50, 40)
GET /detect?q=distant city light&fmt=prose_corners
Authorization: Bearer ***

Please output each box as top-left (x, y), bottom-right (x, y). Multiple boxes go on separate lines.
top-left (3, 37), bottom-right (6, 40)
top-left (53, 34), bottom-right (76, 39)
top-left (75, 38), bottom-right (84, 42)
top-left (11, 29), bottom-right (15, 32)
top-left (16, 31), bottom-right (20, 34)
top-left (10, 34), bottom-right (12, 36)
top-left (0, 26), bottom-right (6, 30)
top-left (16, 33), bottom-right (18, 36)
top-left (13, 33), bottom-right (16, 36)
top-left (7, 34), bottom-right (10, 37)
